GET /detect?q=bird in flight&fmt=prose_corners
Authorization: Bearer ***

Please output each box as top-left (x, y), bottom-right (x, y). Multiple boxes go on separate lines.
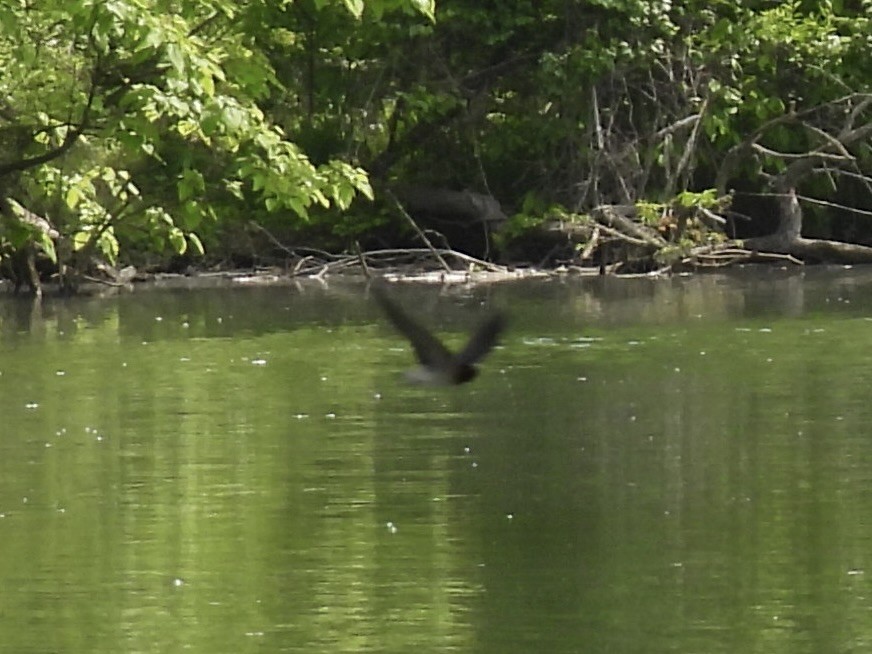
top-left (373, 285), bottom-right (506, 385)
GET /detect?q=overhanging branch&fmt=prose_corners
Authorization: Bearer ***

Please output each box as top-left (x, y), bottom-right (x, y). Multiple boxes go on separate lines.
top-left (0, 51), bottom-right (100, 178)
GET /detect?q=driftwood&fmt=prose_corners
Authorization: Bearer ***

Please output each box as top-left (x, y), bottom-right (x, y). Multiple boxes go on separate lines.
top-left (244, 220), bottom-right (513, 279)
top-left (589, 204), bottom-right (667, 248)
top-left (543, 205), bottom-right (667, 247)
top-left (681, 191), bottom-right (872, 268)
top-left (740, 187), bottom-right (872, 264)
top-left (534, 203), bottom-right (676, 270)
top-left (713, 95), bottom-right (872, 265)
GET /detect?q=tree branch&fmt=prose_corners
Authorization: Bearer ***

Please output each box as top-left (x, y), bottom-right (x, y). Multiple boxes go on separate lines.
top-left (0, 54), bottom-right (100, 178)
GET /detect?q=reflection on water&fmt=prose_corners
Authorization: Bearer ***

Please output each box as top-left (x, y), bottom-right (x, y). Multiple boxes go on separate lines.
top-left (2, 269), bottom-right (872, 653)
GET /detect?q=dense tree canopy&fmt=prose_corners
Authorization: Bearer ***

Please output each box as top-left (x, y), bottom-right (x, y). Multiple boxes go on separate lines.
top-left (0, 0), bottom-right (399, 287)
top-left (2, 0), bottom-right (872, 289)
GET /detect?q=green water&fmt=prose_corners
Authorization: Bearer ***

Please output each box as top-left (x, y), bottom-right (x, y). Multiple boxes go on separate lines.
top-left (1, 270), bottom-right (872, 653)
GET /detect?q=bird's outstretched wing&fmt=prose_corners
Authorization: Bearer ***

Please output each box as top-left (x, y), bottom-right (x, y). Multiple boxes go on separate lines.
top-left (455, 313), bottom-right (506, 365)
top-left (372, 286), bottom-right (453, 366)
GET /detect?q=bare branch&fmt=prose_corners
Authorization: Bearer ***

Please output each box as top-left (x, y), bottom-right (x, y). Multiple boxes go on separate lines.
top-left (800, 194), bottom-right (872, 219)
top-left (750, 143), bottom-right (851, 163)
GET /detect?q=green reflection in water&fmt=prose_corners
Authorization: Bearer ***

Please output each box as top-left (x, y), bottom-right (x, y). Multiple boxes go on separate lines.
top-left (1, 274), bottom-right (872, 654)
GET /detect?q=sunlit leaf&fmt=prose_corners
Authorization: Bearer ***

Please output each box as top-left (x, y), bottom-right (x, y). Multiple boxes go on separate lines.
top-left (166, 43), bottom-right (186, 73)
top-left (168, 227), bottom-right (187, 254)
top-left (73, 231), bottom-right (90, 251)
top-left (65, 187), bottom-right (81, 209)
top-left (99, 230), bottom-right (119, 264)
top-left (288, 197), bottom-right (307, 218)
top-left (187, 232), bottom-right (205, 256)
top-left (355, 177), bottom-right (374, 201)
top-left (342, 0), bottom-right (364, 18)
top-left (411, 0), bottom-right (436, 21)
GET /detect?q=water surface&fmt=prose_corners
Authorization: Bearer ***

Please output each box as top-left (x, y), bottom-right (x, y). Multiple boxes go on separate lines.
top-left (2, 269), bottom-right (872, 653)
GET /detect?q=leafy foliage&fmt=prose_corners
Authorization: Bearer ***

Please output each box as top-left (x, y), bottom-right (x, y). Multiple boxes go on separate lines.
top-left (2, 0), bottom-right (872, 283)
top-left (0, 0), bottom-right (428, 278)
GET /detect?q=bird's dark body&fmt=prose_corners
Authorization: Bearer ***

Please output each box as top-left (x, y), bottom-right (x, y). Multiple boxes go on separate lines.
top-left (373, 286), bottom-right (505, 385)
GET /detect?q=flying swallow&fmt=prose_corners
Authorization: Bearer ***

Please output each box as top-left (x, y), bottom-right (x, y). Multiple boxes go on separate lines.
top-left (373, 285), bottom-right (506, 385)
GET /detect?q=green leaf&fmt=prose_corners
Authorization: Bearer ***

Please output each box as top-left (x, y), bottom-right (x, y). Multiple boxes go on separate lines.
top-left (312, 188), bottom-right (330, 208)
top-left (168, 227), bottom-right (187, 254)
top-left (411, 0), bottom-right (436, 22)
top-left (288, 197), bottom-right (307, 218)
top-left (178, 169), bottom-right (205, 201)
top-left (226, 181), bottom-right (244, 200)
top-left (98, 230), bottom-right (119, 264)
top-left (187, 232), bottom-right (205, 256)
top-left (198, 65), bottom-right (216, 96)
top-left (355, 177), bottom-right (374, 201)
top-left (179, 201), bottom-right (203, 230)
top-left (37, 233), bottom-right (57, 263)
top-left (166, 43), bottom-right (186, 74)
top-left (342, 0), bottom-right (364, 19)
top-left (335, 183), bottom-right (354, 210)
top-left (73, 231), bottom-right (90, 252)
